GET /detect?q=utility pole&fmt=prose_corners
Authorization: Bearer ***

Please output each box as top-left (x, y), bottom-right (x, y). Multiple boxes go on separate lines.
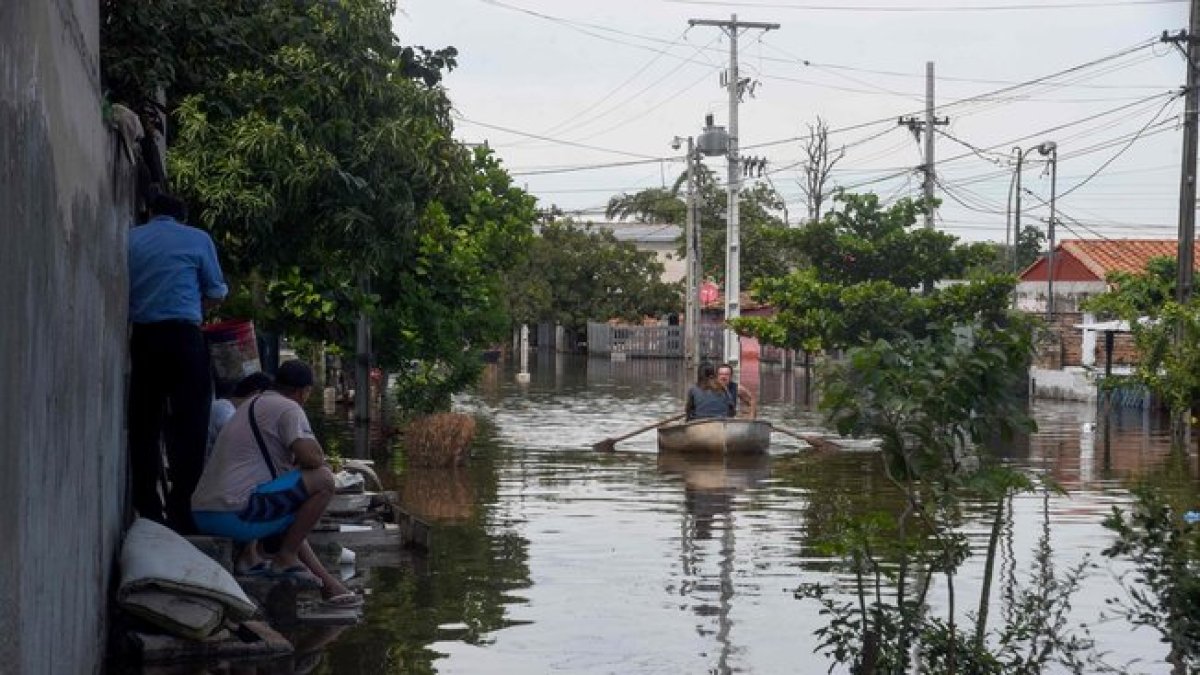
top-left (1165, 8), bottom-right (1200, 304)
top-left (1163, 3), bottom-right (1200, 451)
top-left (681, 136), bottom-right (701, 368)
top-left (354, 271), bottom-right (371, 458)
top-left (689, 14), bottom-right (779, 374)
top-left (898, 61), bottom-right (948, 229)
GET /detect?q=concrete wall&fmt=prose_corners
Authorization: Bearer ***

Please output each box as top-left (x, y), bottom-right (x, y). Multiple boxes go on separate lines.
top-left (1, 1), bottom-right (132, 672)
top-left (1016, 280), bottom-right (1105, 314)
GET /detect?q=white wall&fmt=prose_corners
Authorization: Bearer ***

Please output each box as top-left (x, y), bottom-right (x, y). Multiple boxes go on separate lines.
top-left (1015, 280), bottom-right (1105, 314)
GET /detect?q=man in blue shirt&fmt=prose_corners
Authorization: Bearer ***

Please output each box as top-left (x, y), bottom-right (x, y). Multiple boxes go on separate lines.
top-left (128, 193), bottom-right (228, 533)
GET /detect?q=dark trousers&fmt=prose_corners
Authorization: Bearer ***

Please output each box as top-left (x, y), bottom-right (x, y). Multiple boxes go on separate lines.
top-left (128, 321), bottom-right (212, 533)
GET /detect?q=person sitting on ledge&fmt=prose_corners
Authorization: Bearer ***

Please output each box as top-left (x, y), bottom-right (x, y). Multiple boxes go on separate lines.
top-left (191, 360), bottom-right (361, 607)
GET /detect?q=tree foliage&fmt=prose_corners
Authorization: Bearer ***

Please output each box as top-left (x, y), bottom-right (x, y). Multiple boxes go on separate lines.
top-left (101, 0), bottom-right (536, 411)
top-left (1103, 484), bottom-right (1200, 673)
top-left (503, 220), bottom-right (680, 333)
top-left (733, 193), bottom-right (1008, 352)
top-left (605, 167), bottom-right (791, 285)
top-left (1082, 258), bottom-right (1200, 438)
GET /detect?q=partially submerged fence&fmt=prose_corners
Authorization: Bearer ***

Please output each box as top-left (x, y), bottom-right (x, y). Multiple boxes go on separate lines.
top-left (586, 322), bottom-right (733, 361)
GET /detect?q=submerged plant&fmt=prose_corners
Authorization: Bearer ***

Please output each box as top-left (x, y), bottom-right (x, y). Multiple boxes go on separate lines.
top-left (1103, 485), bottom-right (1200, 674)
top-left (797, 315), bottom-right (1110, 672)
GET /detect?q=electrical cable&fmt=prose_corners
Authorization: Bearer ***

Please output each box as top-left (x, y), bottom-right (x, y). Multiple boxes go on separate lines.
top-left (661, 0), bottom-right (1186, 12)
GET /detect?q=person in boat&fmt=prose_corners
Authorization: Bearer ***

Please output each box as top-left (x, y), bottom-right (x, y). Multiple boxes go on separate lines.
top-left (716, 363), bottom-right (756, 419)
top-left (686, 362), bottom-right (732, 420)
top-left (191, 360), bottom-right (361, 607)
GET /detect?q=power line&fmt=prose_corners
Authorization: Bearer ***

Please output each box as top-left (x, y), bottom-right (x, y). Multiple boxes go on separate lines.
top-left (741, 40), bottom-right (1162, 151)
top-left (533, 30), bottom-right (691, 140)
top-left (662, 0), bottom-right (1186, 11)
top-left (511, 157), bottom-right (677, 176)
top-left (1056, 94), bottom-right (1183, 200)
top-left (453, 114), bottom-right (663, 159)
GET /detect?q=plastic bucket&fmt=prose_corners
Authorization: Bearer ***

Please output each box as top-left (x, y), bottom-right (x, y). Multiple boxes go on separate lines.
top-left (202, 319), bottom-right (261, 391)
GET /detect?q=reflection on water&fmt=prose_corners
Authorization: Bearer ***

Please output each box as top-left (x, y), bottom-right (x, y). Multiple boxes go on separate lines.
top-left (314, 354), bottom-right (1195, 674)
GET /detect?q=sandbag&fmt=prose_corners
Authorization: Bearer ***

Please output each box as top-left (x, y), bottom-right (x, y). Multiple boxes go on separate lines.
top-left (119, 518), bottom-right (257, 621)
top-left (119, 590), bottom-right (224, 640)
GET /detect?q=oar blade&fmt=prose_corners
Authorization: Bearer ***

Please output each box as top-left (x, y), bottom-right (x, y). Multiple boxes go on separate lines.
top-left (592, 438), bottom-right (617, 453)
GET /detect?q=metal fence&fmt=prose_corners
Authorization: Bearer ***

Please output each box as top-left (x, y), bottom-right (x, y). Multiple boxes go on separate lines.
top-left (586, 323), bottom-right (727, 360)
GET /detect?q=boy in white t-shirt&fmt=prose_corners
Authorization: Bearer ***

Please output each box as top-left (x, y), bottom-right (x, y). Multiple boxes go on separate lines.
top-left (192, 360), bottom-right (360, 607)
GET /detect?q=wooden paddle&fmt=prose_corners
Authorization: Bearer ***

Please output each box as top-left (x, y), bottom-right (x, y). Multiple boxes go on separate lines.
top-left (593, 413), bottom-right (686, 452)
top-left (768, 424), bottom-right (841, 452)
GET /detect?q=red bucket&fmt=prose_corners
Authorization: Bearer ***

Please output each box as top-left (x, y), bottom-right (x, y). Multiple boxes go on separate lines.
top-left (202, 319), bottom-right (261, 390)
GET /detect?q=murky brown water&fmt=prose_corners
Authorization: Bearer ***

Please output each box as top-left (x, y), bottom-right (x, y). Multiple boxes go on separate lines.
top-left (309, 354), bottom-right (1193, 674)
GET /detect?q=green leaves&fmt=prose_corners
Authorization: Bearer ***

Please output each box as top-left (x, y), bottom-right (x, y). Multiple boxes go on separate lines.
top-left (502, 220), bottom-right (680, 330)
top-left (1102, 486), bottom-right (1200, 669)
top-left (105, 0), bottom-right (539, 413)
top-left (733, 192), bottom-right (1016, 354)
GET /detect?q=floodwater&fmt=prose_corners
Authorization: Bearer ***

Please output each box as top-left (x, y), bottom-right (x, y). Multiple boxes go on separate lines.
top-left (307, 354), bottom-right (1194, 674)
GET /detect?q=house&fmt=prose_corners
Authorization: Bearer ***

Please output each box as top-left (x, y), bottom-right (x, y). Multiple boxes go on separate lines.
top-left (591, 221), bottom-right (685, 283)
top-left (1019, 238), bottom-right (1199, 402)
top-left (1017, 238), bottom-right (1200, 313)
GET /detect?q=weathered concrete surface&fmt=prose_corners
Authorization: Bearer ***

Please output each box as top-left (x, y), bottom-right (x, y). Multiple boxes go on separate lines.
top-left (0, 0), bottom-right (132, 672)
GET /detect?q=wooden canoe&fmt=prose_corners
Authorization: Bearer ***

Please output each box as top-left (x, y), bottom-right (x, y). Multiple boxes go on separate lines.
top-left (656, 418), bottom-right (772, 455)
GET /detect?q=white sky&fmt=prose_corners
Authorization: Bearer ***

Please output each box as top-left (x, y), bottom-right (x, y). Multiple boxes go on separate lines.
top-left (397, 0), bottom-right (1189, 243)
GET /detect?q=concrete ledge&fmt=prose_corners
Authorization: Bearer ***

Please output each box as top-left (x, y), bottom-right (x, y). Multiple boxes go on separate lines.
top-left (1030, 367), bottom-right (1097, 402)
top-left (128, 620), bottom-right (292, 664)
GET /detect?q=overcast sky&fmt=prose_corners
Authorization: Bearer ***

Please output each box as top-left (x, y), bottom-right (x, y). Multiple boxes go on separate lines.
top-left (398, 0), bottom-right (1189, 243)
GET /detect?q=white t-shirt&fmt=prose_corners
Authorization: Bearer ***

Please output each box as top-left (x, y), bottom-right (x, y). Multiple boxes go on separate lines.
top-left (192, 390), bottom-right (316, 512)
top-left (206, 398), bottom-right (237, 460)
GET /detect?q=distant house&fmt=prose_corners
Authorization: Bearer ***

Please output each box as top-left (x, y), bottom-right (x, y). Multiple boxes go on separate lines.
top-left (591, 221), bottom-right (685, 283)
top-left (1017, 239), bottom-right (1200, 313)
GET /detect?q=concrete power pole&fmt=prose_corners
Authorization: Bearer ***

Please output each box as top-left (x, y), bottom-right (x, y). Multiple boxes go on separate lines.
top-left (689, 15), bottom-right (779, 374)
top-left (1165, 3), bottom-right (1200, 304)
top-left (682, 136), bottom-right (701, 368)
top-left (899, 61), bottom-right (948, 229)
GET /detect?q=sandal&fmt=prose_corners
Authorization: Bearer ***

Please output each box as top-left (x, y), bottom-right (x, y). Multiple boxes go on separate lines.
top-left (234, 561), bottom-right (272, 577)
top-left (320, 591), bottom-right (363, 609)
top-left (271, 564), bottom-right (323, 589)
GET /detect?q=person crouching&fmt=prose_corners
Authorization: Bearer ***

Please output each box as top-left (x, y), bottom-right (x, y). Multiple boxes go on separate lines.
top-left (191, 360), bottom-right (360, 607)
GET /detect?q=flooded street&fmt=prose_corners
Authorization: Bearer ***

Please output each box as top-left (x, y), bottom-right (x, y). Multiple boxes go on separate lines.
top-left (313, 355), bottom-right (1194, 674)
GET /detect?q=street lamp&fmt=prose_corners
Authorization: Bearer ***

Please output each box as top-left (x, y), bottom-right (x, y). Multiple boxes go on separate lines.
top-left (1009, 140), bottom-right (1057, 316)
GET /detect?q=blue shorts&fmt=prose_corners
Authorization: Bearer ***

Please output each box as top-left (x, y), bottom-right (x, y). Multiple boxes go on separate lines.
top-left (193, 470), bottom-right (308, 542)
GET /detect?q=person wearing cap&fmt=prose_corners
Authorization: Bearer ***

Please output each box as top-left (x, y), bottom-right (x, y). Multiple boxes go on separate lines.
top-left (128, 192), bottom-right (228, 533)
top-left (191, 360), bottom-right (361, 607)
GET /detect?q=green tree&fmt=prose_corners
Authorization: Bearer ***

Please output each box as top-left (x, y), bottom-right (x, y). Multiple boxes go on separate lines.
top-left (102, 0), bottom-right (536, 413)
top-left (1083, 256), bottom-right (1176, 320)
top-left (1082, 258), bottom-right (1200, 446)
top-left (733, 193), bottom-right (1009, 352)
top-left (504, 220), bottom-right (680, 333)
top-left (605, 168), bottom-right (791, 285)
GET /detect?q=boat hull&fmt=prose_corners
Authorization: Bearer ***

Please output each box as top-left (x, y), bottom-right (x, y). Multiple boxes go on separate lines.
top-left (656, 419), bottom-right (772, 455)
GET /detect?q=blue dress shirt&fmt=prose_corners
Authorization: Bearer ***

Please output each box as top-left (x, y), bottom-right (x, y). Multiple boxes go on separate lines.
top-left (128, 216), bottom-right (228, 324)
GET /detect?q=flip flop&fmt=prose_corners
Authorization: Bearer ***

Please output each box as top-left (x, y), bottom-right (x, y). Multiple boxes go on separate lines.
top-left (234, 561), bottom-right (272, 577)
top-left (271, 564), bottom-right (323, 589)
top-left (320, 591), bottom-right (364, 609)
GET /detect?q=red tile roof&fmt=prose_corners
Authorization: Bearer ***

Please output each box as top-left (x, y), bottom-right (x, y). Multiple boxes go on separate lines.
top-left (1021, 239), bottom-right (1200, 281)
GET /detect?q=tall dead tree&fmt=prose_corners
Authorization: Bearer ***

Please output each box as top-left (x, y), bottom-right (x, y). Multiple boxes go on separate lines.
top-left (798, 116), bottom-right (845, 223)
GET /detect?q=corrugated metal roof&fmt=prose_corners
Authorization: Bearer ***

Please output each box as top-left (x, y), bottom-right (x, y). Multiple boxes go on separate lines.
top-left (592, 221), bottom-right (682, 244)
